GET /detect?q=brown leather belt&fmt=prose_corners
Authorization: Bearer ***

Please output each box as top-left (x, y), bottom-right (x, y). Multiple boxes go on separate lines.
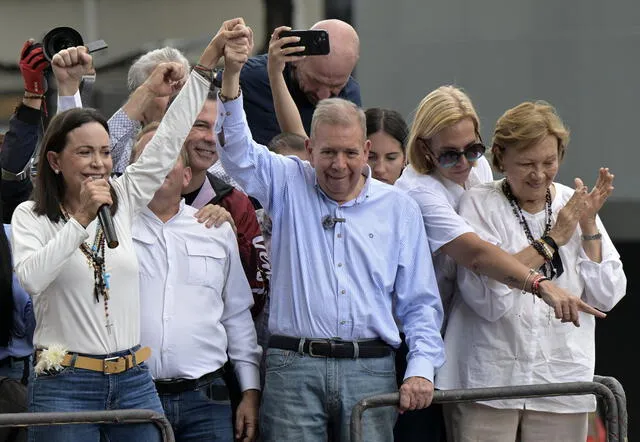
top-left (36, 346), bottom-right (151, 375)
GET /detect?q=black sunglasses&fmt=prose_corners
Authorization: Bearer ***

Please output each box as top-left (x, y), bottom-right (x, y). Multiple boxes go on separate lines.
top-left (424, 141), bottom-right (486, 169)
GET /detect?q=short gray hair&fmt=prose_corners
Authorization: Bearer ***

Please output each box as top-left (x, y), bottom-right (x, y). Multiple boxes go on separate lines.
top-left (310, 98), bottom-right (365, 140)
top-left (127, 47), bottom-right (190, 92)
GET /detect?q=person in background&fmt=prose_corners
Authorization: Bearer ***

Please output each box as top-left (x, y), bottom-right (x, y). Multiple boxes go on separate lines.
top-left (240, 20), bottom-right (361, 145)
top-left (268, 55), bottom-right (399, 197)
top-left (364, 108), bottom-right (407, 185)
top-left (266, 29), bottom-right (406, 185)
top-left (1, 40), bottom-right (50, 224)
top-left (10, 20), bottom-right (248, 442)
top-left (438, 100), bottom-right (626, 442)
top-left (130, 127), bottom-right (261, 442)
top-left (267, 132), bottom-right (309, 160)
top-left (0, 220), bottom-right (34, 385)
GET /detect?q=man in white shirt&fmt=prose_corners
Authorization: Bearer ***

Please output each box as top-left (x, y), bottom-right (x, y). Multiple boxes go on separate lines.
top-left (130, 126), bottom-right (261, 442)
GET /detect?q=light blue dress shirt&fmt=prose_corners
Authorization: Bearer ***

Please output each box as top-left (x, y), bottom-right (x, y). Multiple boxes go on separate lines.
top-left (1, 224), bottom-right (35, 360)
top-left (214, 96), bottom-right (445, 381)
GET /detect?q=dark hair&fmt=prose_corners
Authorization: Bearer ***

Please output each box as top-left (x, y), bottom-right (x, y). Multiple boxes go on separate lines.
top-left (33, 108), bottom-right (118, 222)
top-left (268, 132), bottom-right (307, 154)
top-left (365, 108), bottom-right (409, 153)
top-left (0, 221), bottom-right (14, 347)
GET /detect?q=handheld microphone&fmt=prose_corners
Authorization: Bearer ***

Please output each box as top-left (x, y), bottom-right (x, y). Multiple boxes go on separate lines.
top-left (98, 205), bottom-right (119, 248)
top-left (322, 215), bottom-right (346, 230)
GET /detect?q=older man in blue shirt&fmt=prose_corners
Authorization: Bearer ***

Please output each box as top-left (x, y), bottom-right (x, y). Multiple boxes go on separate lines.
top-left (215, 31), bottom-right (444, 442)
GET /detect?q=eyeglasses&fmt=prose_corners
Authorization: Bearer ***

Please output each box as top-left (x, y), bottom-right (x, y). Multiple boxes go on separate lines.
top-left (430, 142), bottom-right (486, 168)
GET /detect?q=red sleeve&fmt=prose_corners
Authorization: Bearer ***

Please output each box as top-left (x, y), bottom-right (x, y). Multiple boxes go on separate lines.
top-left (218, 189), bottom-right (270, 318)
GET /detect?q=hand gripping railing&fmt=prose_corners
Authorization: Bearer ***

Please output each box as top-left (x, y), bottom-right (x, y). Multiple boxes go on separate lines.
top-left (0, 409), bottom-right (175, 442)
top-left (351, 381), bottom-right (620, 442)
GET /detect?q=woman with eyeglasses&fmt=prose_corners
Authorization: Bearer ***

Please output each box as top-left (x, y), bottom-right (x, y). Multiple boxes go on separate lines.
top-left (437, 101), bottom-right (625, 442)
top-left (393, 86), bottom-right (605, 442)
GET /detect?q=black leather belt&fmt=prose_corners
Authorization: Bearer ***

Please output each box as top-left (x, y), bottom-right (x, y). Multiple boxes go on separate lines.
top-left (269, 335), bottom-right (392, 359)
top-left (154, 367), bottom-right (224, 395)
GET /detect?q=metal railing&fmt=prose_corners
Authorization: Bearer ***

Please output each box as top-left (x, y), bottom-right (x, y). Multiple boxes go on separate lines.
top-left (0, 409), bottom-right (174, 442)
top-left (351, 381), bottom-right (624, 442)
top-left (594, 375), bottom-right (628, 441)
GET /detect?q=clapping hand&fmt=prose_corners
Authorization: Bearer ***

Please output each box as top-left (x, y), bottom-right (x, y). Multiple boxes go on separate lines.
top-left (577, 167), bottom-right (615, 226)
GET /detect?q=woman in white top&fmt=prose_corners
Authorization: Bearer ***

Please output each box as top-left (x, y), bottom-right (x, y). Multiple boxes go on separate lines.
top-left (437, 101), bottom-right (626, 442)
top-left (10, 21), bottom-right (249, 442)
top-left (394, 86), bottom-right (607, 442)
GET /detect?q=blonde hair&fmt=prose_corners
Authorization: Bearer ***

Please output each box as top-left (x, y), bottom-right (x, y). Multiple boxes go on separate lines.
top-left (492, 101), bottom-right (569, 171)
top-left (130, 121), bottom-right (190, 167)
top-left (407, 86), bottom-right (480, 174)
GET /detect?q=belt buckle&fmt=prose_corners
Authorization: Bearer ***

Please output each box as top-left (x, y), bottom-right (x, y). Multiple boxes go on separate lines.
top-left (103, 356), bottom-right (122, 374)
top-left (307, 340), bottom-right (327, 358)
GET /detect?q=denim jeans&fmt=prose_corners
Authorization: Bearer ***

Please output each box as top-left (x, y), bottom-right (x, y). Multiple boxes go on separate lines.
top-left (158, 376), bottom-right (232, 442)
top-left (260, 349), bottom-right (398, 442)
top-left (28, 348), bottom-right (164, 442)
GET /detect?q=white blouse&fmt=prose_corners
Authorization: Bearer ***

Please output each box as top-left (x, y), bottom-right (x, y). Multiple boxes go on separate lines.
top-left (395, 157), bottom-right (493, 317)
top-left (10, 72), bottom-right (209, 355)
top-left (436, 179), bottom-right (627, 413)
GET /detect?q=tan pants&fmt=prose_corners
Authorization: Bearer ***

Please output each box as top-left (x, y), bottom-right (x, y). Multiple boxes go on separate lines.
top-left (443, 402), bottom-right (588, 442)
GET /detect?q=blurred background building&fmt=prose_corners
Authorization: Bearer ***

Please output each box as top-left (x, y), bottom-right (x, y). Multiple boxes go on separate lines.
top-left (1, 0), bottom-right (637, 435)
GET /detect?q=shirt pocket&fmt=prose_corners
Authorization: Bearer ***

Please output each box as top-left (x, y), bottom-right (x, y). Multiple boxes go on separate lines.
top-left (185, 241), bottom-right (227, 289)
top-left (132, 229), bottom-right (158, 278)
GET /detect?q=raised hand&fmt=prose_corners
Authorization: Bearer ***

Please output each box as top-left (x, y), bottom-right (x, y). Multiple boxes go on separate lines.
top-left (141, 62), bottom-right (186, 98)
top-left (578, 168), bottom-right (615, 226)
top-left (548, 180), bottom-right (588, 246)
top-left (223, 23), bottom-right (254, 74)
top-left (19, 39), bottom-right (50, 95)
top-left (267, 26), bottom-right (306, 77)
top-left (51, 46), bottom-right (93, 96)
top-left (538, 280), bottom-right (606, 327)
top-left (198, 17), bottom-right (252, 69)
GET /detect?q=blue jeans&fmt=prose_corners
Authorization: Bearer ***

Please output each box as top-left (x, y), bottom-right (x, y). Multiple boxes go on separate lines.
top-left (260, 349), bottom-right (398, 442)
top-left (158, 376), bottom-right (232, 442)
top-left (28, 348), bottom-right (164, 442)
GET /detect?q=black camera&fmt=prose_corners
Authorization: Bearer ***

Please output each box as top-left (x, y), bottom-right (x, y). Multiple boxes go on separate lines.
top-left (42, 26), bottom-right (108, 61)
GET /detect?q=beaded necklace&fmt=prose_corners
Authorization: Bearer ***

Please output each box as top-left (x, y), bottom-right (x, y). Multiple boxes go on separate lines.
top-left (60, 206), bottom-right (113, 334)
top-left (501, 179), bottom-right (556, 279)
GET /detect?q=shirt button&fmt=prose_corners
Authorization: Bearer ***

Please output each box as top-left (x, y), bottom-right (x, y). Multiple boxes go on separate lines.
top-left (226, 111), bottom-right (231, 116)
top-left (337, 233), bottom-right (342, 238)
top-left (341, 290), bottom-right (346, 294)
top-left (338, 263), bottom-right (343, 267)
top-left (340, 321), bottom-right (346, 325)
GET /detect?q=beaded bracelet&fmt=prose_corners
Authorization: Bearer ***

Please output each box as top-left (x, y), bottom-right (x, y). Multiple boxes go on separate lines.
top-left (541, 235), bottom-right (558, 252)
top-left (531, 275), bottom-right (550, 298)
top-left (219, 87), bottom-right (241, 102)
top-left (521, 268), bottom-right (537, 294)
top-left (533, 239), bottom-right (553, 261)
top-left (192, 64), bottom-right (216, 84)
